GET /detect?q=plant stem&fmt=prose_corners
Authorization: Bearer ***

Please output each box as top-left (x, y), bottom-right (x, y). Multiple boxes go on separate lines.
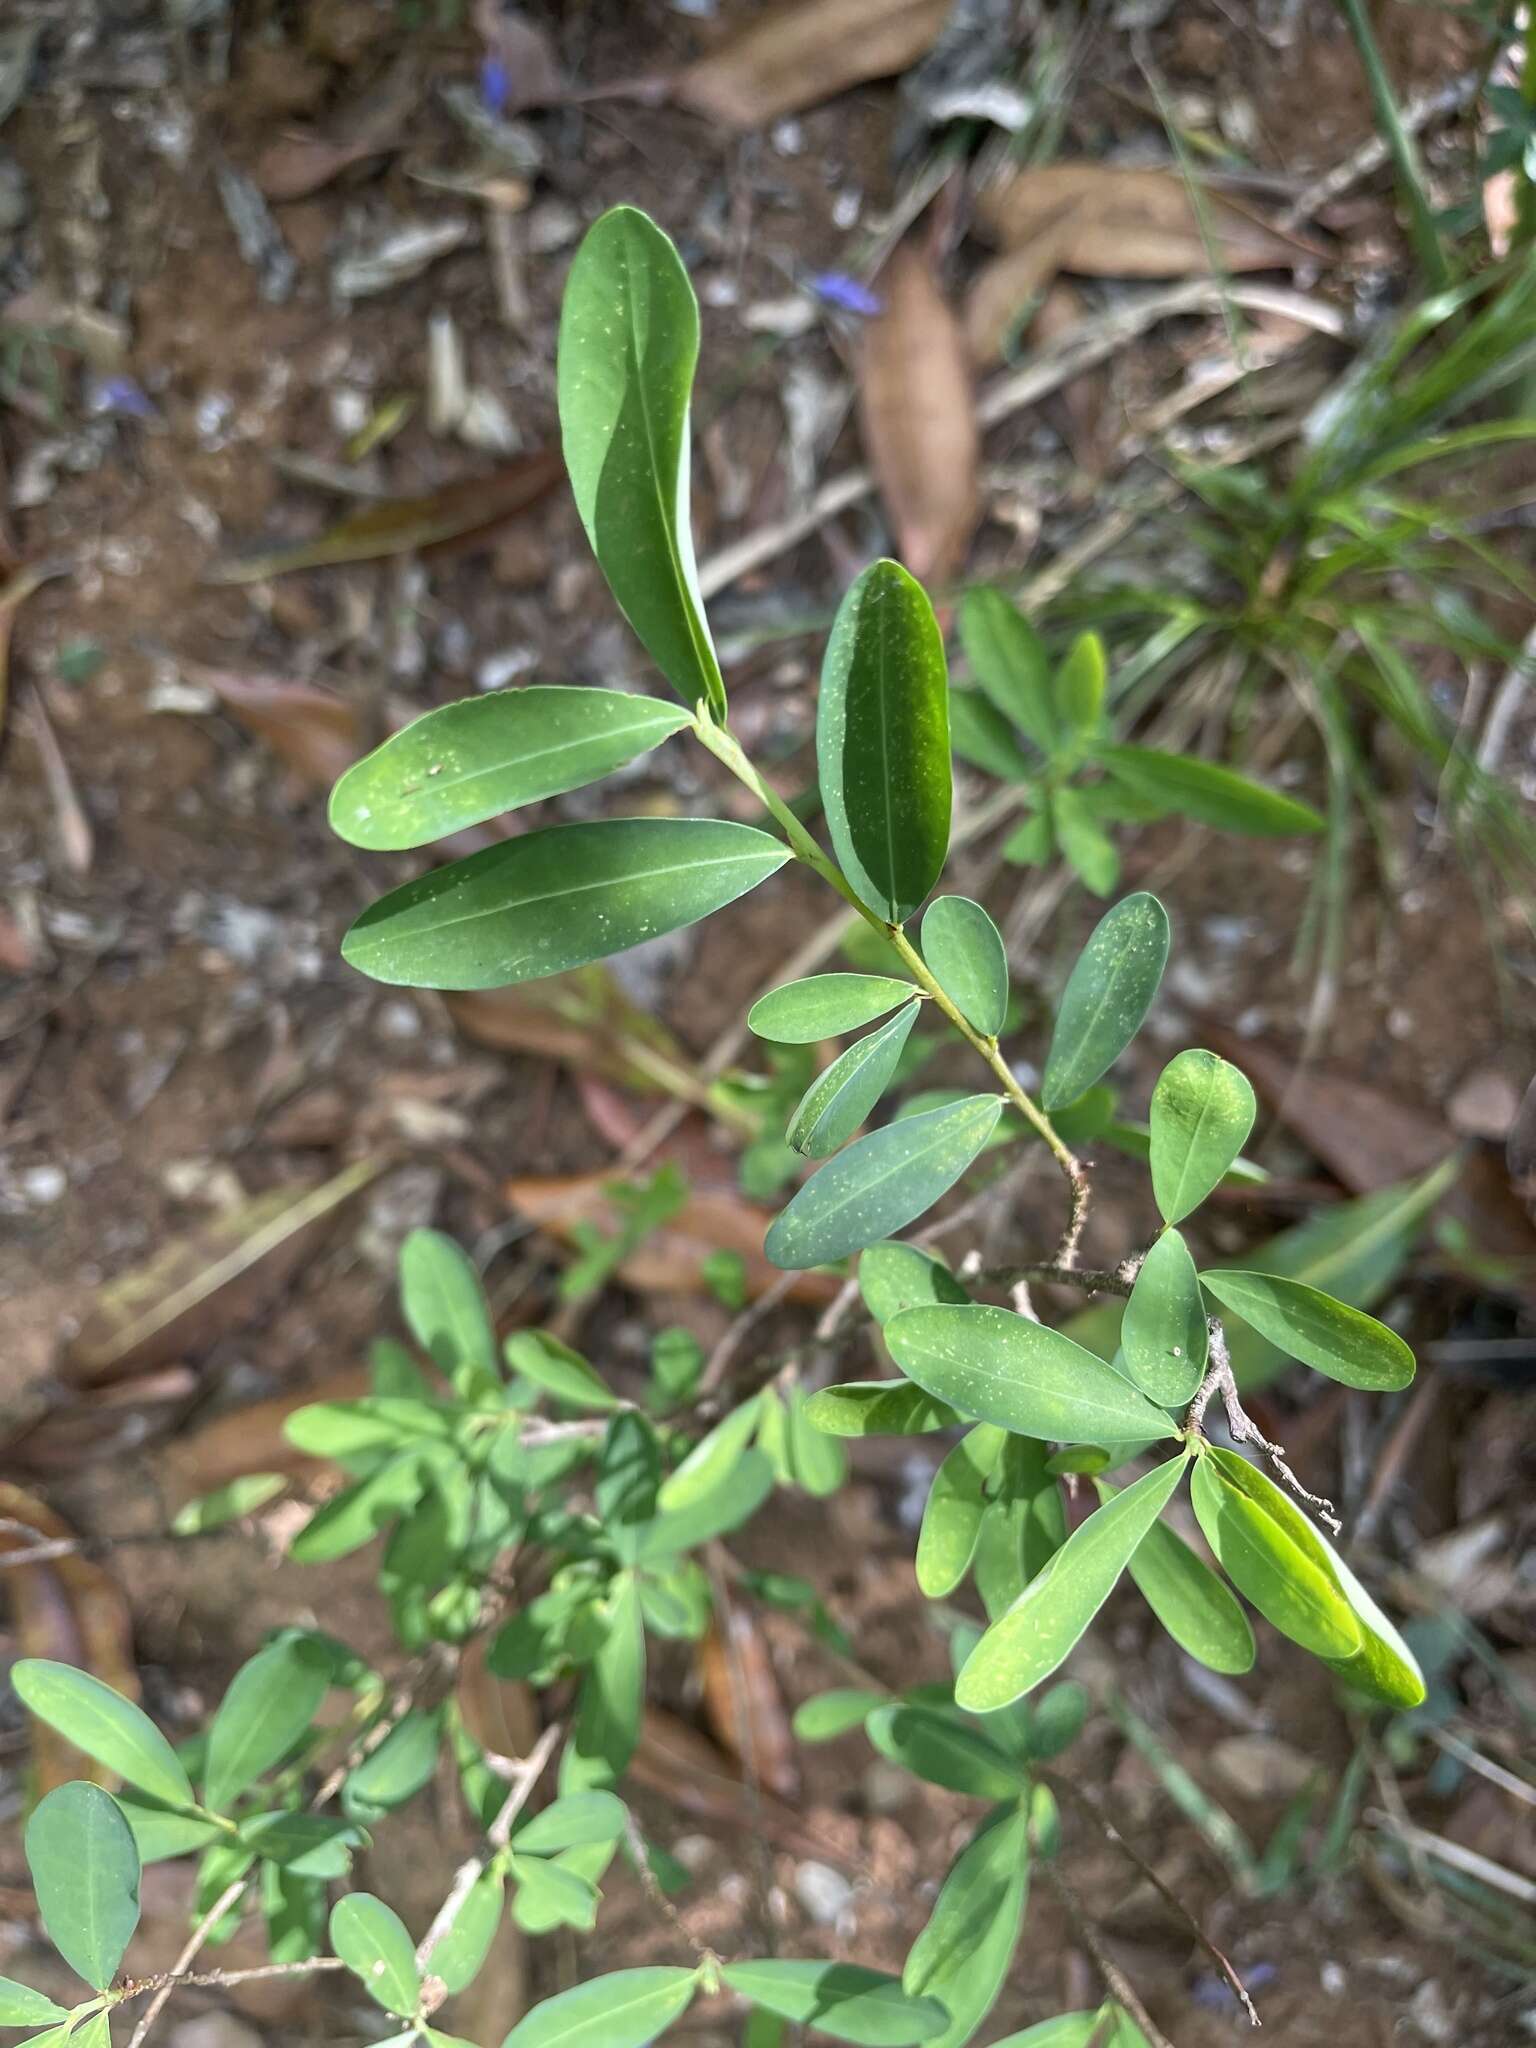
top-left (1335, 0), bottom-right (1451, 288)
top-left (692, 712), bottom-right (1088, 1262)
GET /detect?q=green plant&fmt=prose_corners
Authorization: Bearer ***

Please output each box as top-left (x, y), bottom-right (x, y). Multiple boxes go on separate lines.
top-left (6, 208), bottom-right (1434, 2048)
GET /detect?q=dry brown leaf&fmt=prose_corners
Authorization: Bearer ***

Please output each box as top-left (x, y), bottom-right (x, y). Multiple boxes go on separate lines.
top-left (975, 162), bottom-right (1316, 277)
top-left (504, 1171), bottom-right (840, 1307)
top-left (964, 223), bottom-right (1080, 366)
top-left (254, 53), bottom-right (419, 201)
top-left (457, 1637), bottom-right (540, 1764)
top-left (0, 1485), bottom-right (137, 1793)
top-left (674, 0), bottom-right (949, 129)
top-left (856, 237), bottom-right (979, 586)
top-left (699, 1609), bottom-right (799, 1799)
top-left (62, 1157), bottom-right (384, 1385)
top-left (186, 665), bottom-right (362, 790)
top-left (631, 1707), bottom-right (844, 1861)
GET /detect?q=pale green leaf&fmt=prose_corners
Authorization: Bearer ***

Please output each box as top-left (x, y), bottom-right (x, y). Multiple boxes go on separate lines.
top-left (865, 1705), bottom-right (1027, 1799)
top-left (170, 1474), bottom-right (286, 1535)
top-left (991, 2009), bottom-right (1149, 2047)
top-left (1051, 787), bottom-right (1119, 898)
top-left (1053, 632), bottom-right (1106, 735)
top-left (0, 1981), bottom-right (70, 2027)
top-left (564, 1574), bottom-right (644, 1793)
top-left (1148, 1049), bottom-right (1257, 1226)
top-left (958, 587), bottom-right (1054, 752)
top-left (1097, 745), bottom-right (1324, 837)
top-left (791, 1690), bottom-right (886, 1741)
top-left (204, 1635), bottom-right (330, 1813)
top-left (801, 1382), bottom-right (959, 1437)
top-left (722, 1961), bottom-right (948, 2046)
top-left (1190, 1453), bottom-right (1360, 1660)
top-left (25, 1784), bottom-right (140, 1990)
top-left (500, 1967), bottom-right (699, 2048)
top-left (1096, 1482), bottom-right (1254, 1675)
top-left (921, 897), bottom-right (1008, 1036)
top-left (788, 1002), bottom-right (919, 1157)
top-left (916, 1425), bottom-right (1005, 1597)
top-left (902, 1806), bottom-right (1028, 2048)
top-left (505, 1331), bottom-right (620, 1408)
top-left (947, 689), bottom-right (1036, 781)
top-left (342, 1708), bottom-right (443, 1822)
top-left (1121, 1229), bottom-right (1207, 1406)
top-left (513, 1792), bottom-right (627, 1855)
top-left (11, 1663), bottom-right (195, 1812)
top-left (858, 1242), bottom-right (970, 1325)
top-left (330, 1894), bottom-right (421, 2017)
top-left (399, 1228), bottom-right (496, 1393)
top-left (429, 1867), bottom-right (504, 1994)
top-left (747, 974), bottom-right (918, 1043)
top-left (1199, 1271), bottom-right (1414, 1391)
top-left (1041, 894), bottom-right (1170, 1111)
top-left (656, 1396), bottom-right (763, 1512)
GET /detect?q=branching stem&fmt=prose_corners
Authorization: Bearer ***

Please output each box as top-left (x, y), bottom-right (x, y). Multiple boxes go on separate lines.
top-left (1186, 1324), bottom-right (1340, 1531)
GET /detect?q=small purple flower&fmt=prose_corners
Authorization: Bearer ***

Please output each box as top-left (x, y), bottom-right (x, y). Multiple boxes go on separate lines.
top-left (89, 375), bottom-right (156, 421)
top-left (808, 271), bottom-right (884, 318)
top-left (480, 54), bottom-right (510, 114)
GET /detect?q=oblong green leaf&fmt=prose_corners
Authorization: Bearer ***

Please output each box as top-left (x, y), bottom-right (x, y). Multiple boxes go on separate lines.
top-left (509, 1853), bottom-right (601, 1935)
top-left (817, 559), bottom-right (951, 925)
top-left (1198, 1271), bottom-right (1414, 1391)
top-left (974, 1435), bottom-right (1066, 1621)
top-left (917, 1425), bottom-right (1005, 1597)
top-left (500, 1967), bottom-right (699, 2048)
top-left (948, 689), bottom-right (1036, 781)
top-left (1189, 1454), bottom-right (1360, 1660)
top-left (204, 1636), bottom-right (330, 1813)
top-left (722, 1961), bottom-right (948, 2046)
top-left (884, 1305), bottom-right (1179, 1444)
top-left (858, 1242), bottom-right (971, 1324)
top-left (958, 587), bottom-right (1054, 752)
top-left (342, 818), bottom-right (788, 991)
top-left (865, 1705), bottom-right (1027, 1799)
top-left (902, 1806), bottom-right (1028, 2048)
top-left (1041, 894), bottom-right (1170, 1111)
top-left (558, 207), bottom-right (724, 718)
top-left (788, 1002), bottom-right (919, 1157)
top-left (991, 2011), bottom-right (1149, 2048)
top-left (791, 1689), bottom-right (886, 1741)
top-left (505, 1331), bottom-right (620, 1409)
top-left (1097, 1483), bottom-right (1255, 1674)
top-left (1121, 1229), bottom-right (1207, 1407)
top-left (765, 1095), bottom-right (1002, 1269)
top-left (25, 1784), bottom-right (140, 1990)
top-left (342, 1709), bottom-right (444, 1822)
top-left (400, 1228), bottom-right (496, 1392)
top-left (1054, 632), bottom-right (1106, 735)
top-left (513, 1791), bottom-right (627, 1855)
top-left (239, 1812), bottom-right (364, 1879)
top-left (1097, 745), bottom-right (1325, 837)
top-left (116, 1796), bottom-right (224, 1864)
top-left (170, 1474), bottom-right (287, 1534)
top-left (330, 1893), bottom-right (421, 2018)
top-left (921, 897), bottom-right (1008, 1036)
top-left (0, 1980), bottom-right (70, 2027)
top-left (802, 1382), bottom-right (960, 1436)
top-left (632, 1448), bottom-right (774, 1560)
top-left (656, 1396), bottom-right (762, 1512)
top-left (748, 973), bottom-right (918, 1043)
top-left (287, 1454), bottom-right (428, 1564)
top-left (330, 689), bottom-right (691, 851)
top-left (1051, 786), bottom-right (1119, 897)
top-left (1148, 1049), bottom-right (1257, 1226)
top-left (1319, 1546), bottom-right (1427, 1709)
top-left (10, 1662), bottom-right (195, 1812)
top-left (564, 1574), bottom-right (644, 1793)
top-left (430, 1867), bottom-right (505, 1995)
top-left (955, 1458), bottom-right (1187, 1711)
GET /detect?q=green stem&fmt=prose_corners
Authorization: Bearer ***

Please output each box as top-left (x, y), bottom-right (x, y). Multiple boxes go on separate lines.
top-left (1336, 0), bottom-right (1451, 288)
top-left (692, 712), bottom-right (1089, 1261)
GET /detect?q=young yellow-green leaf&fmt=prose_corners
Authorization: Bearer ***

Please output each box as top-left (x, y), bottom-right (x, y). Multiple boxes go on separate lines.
top-left (1051, 787), bottom-right (1119, 898)
top-left (25, 1784), bottom-right (140, 1991)
top-left (1041, 894), bottom-right (1170, 1111)
top-left (865, 1704), bottom-right (1027, 1799)
top-left (992, 2010), bottom-right (1149, 2048)
top-left (1189, 1454), bottom-right (1360, 1660)
top-left (400, 1228), bottom-right (496, 1394)
top-left (858, 1242), bottom-right (970, 1324)
top-left (958, 587), bottom-right (1055, 752)
top-left (722, 1961), bottom-right (948, 2047)
top-left (921, 897), bottom-right (1008, 1036)
top-left (429, 1866), bottom-right (505, 1995)
top-left (170, 1473), bottom-right (287, 1535)
top-left (11, 1662), bottom-right (195, 1812)
top-left (564, 1573), bottom-right (645, 1793)
top-left (917, 1425), bottom-right (1005, 1597)
top-left (1319, 1545), bottom-right (1427, 1709)
top-left (791, 1689), bottom-right (887, 1742)
top-left (817, 559), bottom-right (951, 925)
top-left (748, 974), bottom-right (918, 1043)
top-left (802, 1381), bottom-right (960, 1436)
top-left (283, 1396), bottom-right (456, 1459)
top-left (1095, 1482), bottom-right (1255, 1674)
top-left (902, 1806), bottom-right (1028, 2048)
top-left (342, 818), bottom-right (788, 992)
top-left (1148, 1049), bottom-right (1257, 1226)
top-left (509, 1854), bottom-right (600, 1933)
top-left (1097, 745), bottom-right (1324, 837)
top-left (500, 1967), bottom-right (699, 2048)
top-left (0, 1981), bottom-right (70, 2028)
top-left (512, 1791), bottom-right (627, 1855)
top-left (765, 1095), bottom-right (1002, 1269)
top-left (330, 1894), bottom-right (421, 2018)
top-left (1198, 1271), bottom-right (1414, 1392)
top-left (947, 689), bottom-right (1036, 782)
top-left (884, 1304), bottom-right (1180, 1444)
top-left (557, 207), bottom-right (724, 718)
top-left (955, 1457), bottom-right (1187, 1711)
top-left (1121, 1229), bottom-right (1207, 1406)
top-left (1053, 632), bottom-right (1106, 735)
top-left (656, 1395), bottom-right (762, 1512)
top-left (329, 689), bottom-right (691, 851)
top-left (504, 1331), bottom-right (620, 1409)
top-left (203, 1636), bottom-right (330, 1812)
top-left (787, 1002), bottom-right (919, 1158)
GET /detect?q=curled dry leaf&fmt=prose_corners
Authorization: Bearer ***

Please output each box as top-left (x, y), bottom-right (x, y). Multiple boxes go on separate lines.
top-left (62, 1157), bottom-right (384, 1385)
top-left (674, 0), bottom-right (951, 129)
top-left (504, 1172), bottom-right (840, 1307)
top-left (185, 664), bottom-right (362, 790)
top-left (699, 1608), bottom-right (799, 1800)
top-left (0, 1485), bottom-right (137, 1795)
top-left (856, 237), bottom-right (979, 586)
top-left (975, 162), bottom-right (1318, 277)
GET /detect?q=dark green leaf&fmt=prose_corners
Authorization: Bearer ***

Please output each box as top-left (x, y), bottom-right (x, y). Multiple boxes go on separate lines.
top-left (765, 1095), bottom-right (1002, 1269)
top-left (1148, 1049), bottom-right (1257, 1226)
top-left (1319, 1546), bottom-right (1426, 1709)
top-left (902, 1806), bottom-right (1028, 2048)
top-left (11, 1662), bottom-right (195, 1812)
top-left (1051, 786), bottom-right (1119, 897)
top-left (342, 818), bottom-right (788, 991)
top-left (399, 1229), bottom-right (496, 1394)
top-left (955, 1458), bottom-right (1187, 1710)
top-left (430, 1867), bottom-right (505, 1994)
top-left (788, 1002), bottom-right (919, 1157)
top-left (865, 1705), bottom-right (1027, 1799)
top-left (239, 1812), bottom-right (364, 1879)
top-left (1096, 1482), bottom-right (1255, 1675)
top-left (25, 1784), bottom-right (140, 1990)
top-left (802, 1381), bottom-right (960, 1436)
top-left (884, 1304), bottom-right (1179, 1444)
top-left (505, 1331), bottom-right (620, 1408)
top-left (564, 1573), bottom-right (644, 1793)
top-left (947, 689), bottom-right (1036, 782)
top-left (1053, 633), bottom-right (1106, 735)
top-left (204, 1636), bottom-right (329, 1813)
top-left (330, 689), bottom-right (691, 851)
top-left (1041, 894), bottom-right (1169, 1111)
top-left (1198, 1271), bottom-right (1414, 1391)
top-left (858, 1242), bottom-right (971, 1325)
top-left (1121, 1229), bottom-right (1207, 1406)
top-left (329, 1893), bottom-right (421, 2017)
top-left (557, 208), bottom-right (724, 717)
top-left (500, 1968), bottom-right (699, 2048)
top-left (791, 1689), bottom-right (886, 1741)
top-left (747, 974), bottom-right (918, 1043)
top-left (722, 1961), bottom-right (948, 2047)
top-left (921, 897), bottom-right (1008, 1036)
top-left (513, 1792), bottom-right (627, 1855)
top-left (817, 559), bottom-right (951, 924)
top-left (0, 1982), bottom-right (69, 2028)
top-left (917, 1425), bottom-right (1004, 1597)
top-left (958, 587), bottom-right (1054, 752)
top-left (1190, 1452), bottom-right (1360, 1659)
top-left (1097, 746), bottom-right (1324, 837)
